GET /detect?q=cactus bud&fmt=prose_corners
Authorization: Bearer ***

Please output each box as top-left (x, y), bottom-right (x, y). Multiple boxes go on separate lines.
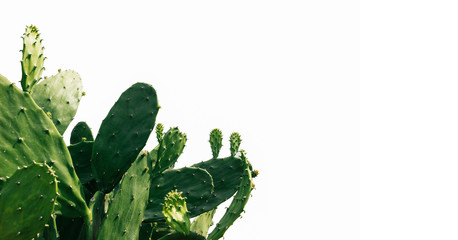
top-left (156, 123), bottom-right (164, 142)
top-left (209, 129), bottom-right (223, 158)
top-left (20, 25), bottom-right (45, 92)
top-left (229, 132), bottom-right (241, 157)
top-left (163, 190), bottom-right (191, 235)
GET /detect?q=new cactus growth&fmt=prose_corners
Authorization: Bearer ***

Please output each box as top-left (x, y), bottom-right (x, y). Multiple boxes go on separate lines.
top-left (20, 25), bottom-right (45, 92)
top-left (163, 190), bottom-right (191, 235)
top-left (0, 26), bottom-right (257, 240)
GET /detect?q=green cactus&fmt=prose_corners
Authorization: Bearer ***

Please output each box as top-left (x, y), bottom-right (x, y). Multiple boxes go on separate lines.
top-left (163, 190), bottom-right (191, 235)
top-left (91, 82), bottom-right (159, 193)
top-left (209, 129), bottom-right (223, 158)
top-left (144, 167), bottom-right (214, 222)
top-left (229, 132), bottom-right (241, 157)
top-left (190, 209), bottom-right (217, 237)
top-left (96, 151), bottom-right (153, 239)
top-left (31, 70), bottom-right (84, 135)
top-left (20, 25), bottom-right (45, 92)
top-left (1, 26), bottom-right (257, 240)
top-left (154, 127), bottom-right (187, 174)
top-left (70, 121), bottom-right (94, 144)
top-left (0, 74), bottom-right (88, 219)
top-left (0, 163), bottom-right (57, 239)
top-left (207, 151), bottom-right (254, 240)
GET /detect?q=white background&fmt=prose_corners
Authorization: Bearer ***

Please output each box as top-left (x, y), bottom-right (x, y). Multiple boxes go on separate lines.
top-left (12, 0), bottom-right (458, 239)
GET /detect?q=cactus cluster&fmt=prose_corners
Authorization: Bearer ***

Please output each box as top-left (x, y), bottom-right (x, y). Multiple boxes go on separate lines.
top-left (0, 25), bottom-right (257, 240)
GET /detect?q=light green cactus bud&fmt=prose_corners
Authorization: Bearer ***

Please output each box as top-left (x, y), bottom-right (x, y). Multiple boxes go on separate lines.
top-left (163, 190), bottom-right (191, 235)
top-left (20, 25), bottom-right (45, 92)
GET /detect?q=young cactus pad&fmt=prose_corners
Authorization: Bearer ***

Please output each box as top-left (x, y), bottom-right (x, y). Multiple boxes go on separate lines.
top-left (31, 70), bottom-right (84, 135)
top-left (209, 129), bottom-right (223, 158)
top-left (0, 163), bottom-right (57, 240)
top-left (70, 121), bottom-right (94, 144)
top-left (0, 74), bottom-right (87, 218)
top-left (154, 127), bottom-right (187, 174)
top-left (162, 190), bottom-right (191, 235)
top-left (91, 82), bottom-right (159, 193)
top-left (20, 25), bottom-right (45, 92)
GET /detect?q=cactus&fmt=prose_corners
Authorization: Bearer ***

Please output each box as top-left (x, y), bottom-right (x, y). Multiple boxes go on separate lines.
top-left (70, 121), bottom-right (94, 144)
top-left (0, 74), bottom-right (88, 219)
top-left (96, 152), bottom-right (153, 239)
top-left (91, 82), bottom-right (159, 193)
top-left (190, 209), bottom-right (217, 237)
top-left (0, 26), bottom-right (257, 240)
top-left (20, 25), bottom-right (45, 92)
top-left (31, 70), bottom-right (84, 135)
top-left (0, 163), bottom-right (57, 240)
top-left (144, 167), bottom-right (214, 222)
top-left (162, 190), bottom-right (191, 235)
top-left (209, 129), bottom-right (223, 159)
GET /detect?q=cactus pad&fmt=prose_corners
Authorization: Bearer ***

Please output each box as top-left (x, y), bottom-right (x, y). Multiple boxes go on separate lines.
top-left (20, 25), bottom-right (45, 92)
top-left (158, 232), bottom-right (206, 240)
top-left (154, 127), bottom-right (187, 174)
top-left (70, 121), bottom-right (94, 144)
top-left (190, 209), bottom-right (217, 237)
top-left (229, 132), bottom-right (241, 157)
top-left (32, 70), bottom-right (84, 135)
top-left (91, 82), bottom-right (159, 193)
top-left (67, 141), bottom-right (93, 185)
top-left (209, 129), bottom-right (223, 158)
top-left (192, 157), bottom-right (245, 212)
top-left (163, 190), bottom-right (191, 235)
top-left (96, 151), bottom-right (153, 240)
top-left (0, 74), bottom-right (88, 218)
top-left (207, 152), bottom-right (254, 240)
top-left (144, 167), bottom-right (214, 222)
top-left (0, 163), bottom-right (57, 240)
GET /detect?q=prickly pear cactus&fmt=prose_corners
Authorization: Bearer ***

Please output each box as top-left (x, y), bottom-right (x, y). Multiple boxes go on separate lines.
top-left (0, 25), bottom-right (258, 240)
top-left (0, 163), bottom-right (58, 240)
top-left (32, 70), bottom-right (84, 135)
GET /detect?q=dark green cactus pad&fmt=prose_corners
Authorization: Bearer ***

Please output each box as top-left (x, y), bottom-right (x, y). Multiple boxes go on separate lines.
top-left (55, 215), bottom-right (84, 240)
top-left (91, 82), bottom-right (159, 193)
top-left (31, 70), bottom-right (83, 135)
top-left (67, 141), bottom-right (94, 185)
top-left (207, 152), bottom-right (253, 240)
top-left (144, 167), bottom-right (214, 222)
top-left (150, 222), bottom-right (173, 240)
top-left (209, 129), bottom-right (223, 158)
top-left (96, 152), bottom-right (153, 240)
top-left (70, 121), bottom-right (94, 144)
top-left (0, 75), bottom-right (88, 218)
top-left (20, 25), bottom-right (45, 92)
top-left (139, 223), bottom-right (153, 240)
top-left (0, 163), bottom-right (57, 240)
top-left (191, 157), bottom-right (245, 213)
top-left (190, 209), bottom-right (216, 237)
top-left (154, 127), bottom-right (187, 174)
top-left (88, 191), bottom-right (105, 240)
top-left (157, 232), bottom-right (206, 240)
